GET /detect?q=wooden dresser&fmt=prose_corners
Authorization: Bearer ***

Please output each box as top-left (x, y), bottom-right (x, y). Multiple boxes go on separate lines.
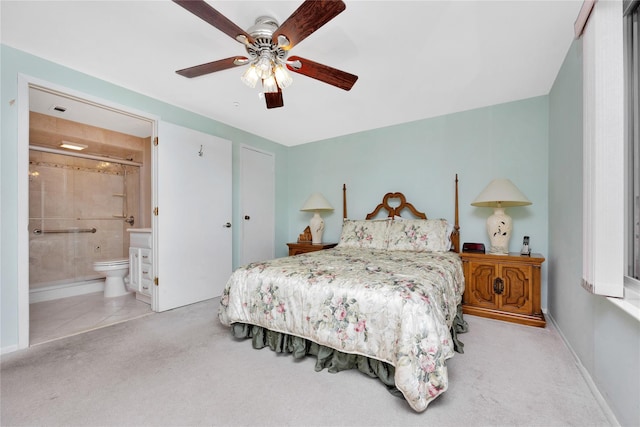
top-left (460, 252), bottom-right (546, 327)
top-left (287, 242), bottom-right (337, 256)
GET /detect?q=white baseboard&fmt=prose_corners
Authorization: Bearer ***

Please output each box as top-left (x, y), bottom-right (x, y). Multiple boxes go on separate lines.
top-left (1, 344), bottom-right (19, 355)
top-left (29, 279), bottom-right (105, 304)
top-left (546, 313), bottom-right (620, 427)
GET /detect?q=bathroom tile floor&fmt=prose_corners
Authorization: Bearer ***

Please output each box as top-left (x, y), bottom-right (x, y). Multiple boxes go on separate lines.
top-left (30, 292), bottom-right (153, 346)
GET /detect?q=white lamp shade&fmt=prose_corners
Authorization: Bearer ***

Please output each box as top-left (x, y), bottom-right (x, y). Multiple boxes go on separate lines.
top-left (301, 192), bottom-right (333, 245)
top-left (471, 178), bottom-right (531, 255)
top-left (300, 192), bottom-right (334, 212)
top-left (471, 178), bottom-right (531, 207)
top-left (274, 64), bottom-right (293, 89)
top-left (262, 75), bottom-right (278, 93)
top-left (241, 65), bottom-right (259, 88)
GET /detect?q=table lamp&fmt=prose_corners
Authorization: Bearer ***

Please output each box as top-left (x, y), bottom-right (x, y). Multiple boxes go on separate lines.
top-left (471, 178), bottom-right (531, 254)
top-left (301, 192), bottom-right (334, 244)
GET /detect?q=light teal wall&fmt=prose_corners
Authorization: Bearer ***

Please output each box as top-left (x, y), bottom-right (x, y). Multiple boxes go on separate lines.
top-left (0, 45), bottom-right (289, 350)
top-left (3, 28), bottom-right (636, 426)
top-left (548, 40), bottom-right (640, 427)
top-left (287, 96), bottom-right (549, 298)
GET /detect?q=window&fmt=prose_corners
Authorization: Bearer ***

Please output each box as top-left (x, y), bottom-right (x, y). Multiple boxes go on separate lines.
top-left (625, 1), bottom-right (640, 303)
top-left (626, 1), bottom-right (640, 280)
top-left (577, 0), bottom-right (640, 317)
top-left (581, 0), bottom-right (625, 298)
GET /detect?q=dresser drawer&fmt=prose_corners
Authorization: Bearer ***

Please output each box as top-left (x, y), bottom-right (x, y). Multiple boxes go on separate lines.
top-left (140, 249), bottom-right (152, 265)
top-left (140, 279), bottom-right (153, 296)
top-left (141, 264), bottom-right (153, 280)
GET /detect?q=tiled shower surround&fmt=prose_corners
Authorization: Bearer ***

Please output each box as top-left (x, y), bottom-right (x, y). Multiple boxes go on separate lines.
top-left (29, 150), bottom-right (140, 289)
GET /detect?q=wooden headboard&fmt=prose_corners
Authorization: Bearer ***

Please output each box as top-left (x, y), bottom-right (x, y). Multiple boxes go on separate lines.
top-left (342, 175), bottom-right (460, 252)
top-left (365, 192), bottom-right (427, 220)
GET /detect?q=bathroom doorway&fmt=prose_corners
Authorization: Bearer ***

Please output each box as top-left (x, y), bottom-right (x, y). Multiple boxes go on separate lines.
top-left (17, 76), bottom-right (233, 350)
top-left (25, 84), bottom-right (155, 345)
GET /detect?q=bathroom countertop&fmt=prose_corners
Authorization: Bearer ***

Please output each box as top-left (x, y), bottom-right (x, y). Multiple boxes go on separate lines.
top-left (127, 228), bottom-right (152, 233)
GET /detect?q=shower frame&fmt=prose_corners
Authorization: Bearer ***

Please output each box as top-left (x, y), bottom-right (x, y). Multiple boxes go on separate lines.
top-left (28, 145), bottom-right (143, 298)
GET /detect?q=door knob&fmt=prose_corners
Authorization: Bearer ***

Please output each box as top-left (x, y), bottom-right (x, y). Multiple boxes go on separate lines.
top-left (244, 215), bottom-right (250, 220)
top-left (223, 222), bottom-right (232, 228)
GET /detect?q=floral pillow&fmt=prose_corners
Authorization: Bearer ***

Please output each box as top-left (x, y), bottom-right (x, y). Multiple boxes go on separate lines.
top-left (337, 218), bottom-right (391, 249)
top-left (387, 218), bottom-right (450, 252)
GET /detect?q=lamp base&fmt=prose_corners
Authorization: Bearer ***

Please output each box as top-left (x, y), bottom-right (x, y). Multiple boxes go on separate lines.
top-left (486, 207), bottom-right (512, 255)
top-left (309, 212), bottom-right (325, 245)
top-left (488, 246), bottom-right (510, 255)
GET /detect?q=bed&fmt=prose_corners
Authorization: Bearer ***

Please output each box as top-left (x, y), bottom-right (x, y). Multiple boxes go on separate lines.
top-left (218, 176), bottom-right (467, 412)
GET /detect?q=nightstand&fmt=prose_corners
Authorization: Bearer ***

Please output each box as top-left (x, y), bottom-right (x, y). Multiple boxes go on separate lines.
top-left (460, 252), bottom-right (546, 327)
top-left (286, 242), bottom-right (338, 256)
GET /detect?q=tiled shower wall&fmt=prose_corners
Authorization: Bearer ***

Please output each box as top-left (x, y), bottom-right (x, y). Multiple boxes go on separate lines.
top-left (28, 150), bottom-right (140, 289)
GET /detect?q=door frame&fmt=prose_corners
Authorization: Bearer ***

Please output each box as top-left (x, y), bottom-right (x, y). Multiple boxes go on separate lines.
top-left (16, 74), bottom-right (159, 349)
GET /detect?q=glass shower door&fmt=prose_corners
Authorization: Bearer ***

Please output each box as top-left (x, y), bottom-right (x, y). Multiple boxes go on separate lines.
top-left (28, 150), bottom-right (140, 296)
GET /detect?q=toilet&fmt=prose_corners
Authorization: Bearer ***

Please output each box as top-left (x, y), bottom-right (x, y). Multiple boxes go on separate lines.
top-left (93, 258), bottom-right (131, 298)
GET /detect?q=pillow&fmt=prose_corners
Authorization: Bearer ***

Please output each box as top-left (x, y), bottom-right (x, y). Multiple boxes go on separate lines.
top-left (393, 216), bottom-right (456, 249)
top-left (445, 220), bottom-right (455, 250)
top-left (337, 218), bottom-right (391, 249)
top-left (387, 218), bottom-right (450, 252)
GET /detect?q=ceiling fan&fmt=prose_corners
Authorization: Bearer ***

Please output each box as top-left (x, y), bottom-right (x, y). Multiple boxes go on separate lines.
top-left (173, 0), bottom-right (358, 109)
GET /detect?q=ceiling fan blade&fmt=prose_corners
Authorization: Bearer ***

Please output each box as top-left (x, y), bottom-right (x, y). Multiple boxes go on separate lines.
top-left (176, 57), bottom-right (248, 78)
top-left (273, 0), bottom-right (346, 50)
top-left (287, 56), bottom-right (358, 91)
top-left (173, 0), bottom-right (254, 45)
top-left (265, 89), bottom-right (284, 109)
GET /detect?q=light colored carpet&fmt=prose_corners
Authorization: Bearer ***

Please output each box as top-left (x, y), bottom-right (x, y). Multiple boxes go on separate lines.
top-left (1, 298), bottom-right (612, 426)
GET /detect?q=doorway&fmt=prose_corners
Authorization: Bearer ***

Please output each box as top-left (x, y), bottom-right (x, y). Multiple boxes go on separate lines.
top-left (17, 76), bottom-right (157, 349)
top-left (17, 76), bottom-right (234, 349)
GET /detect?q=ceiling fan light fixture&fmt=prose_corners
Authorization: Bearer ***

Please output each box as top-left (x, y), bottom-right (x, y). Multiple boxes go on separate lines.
top-left (274, 64), bottom-right (293, 89)
top-left (241, 65), bottom-right (260, 88)
top-left (255, 54), bottom-right (274, 79)
top-left (262, 75), bottom-right (278, 93)
top-left (173, 1), bottom-right (357, 109)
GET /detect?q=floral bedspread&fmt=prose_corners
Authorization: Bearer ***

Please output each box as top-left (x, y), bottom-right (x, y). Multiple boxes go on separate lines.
top-left (218, 247), bottom-right (465, 412)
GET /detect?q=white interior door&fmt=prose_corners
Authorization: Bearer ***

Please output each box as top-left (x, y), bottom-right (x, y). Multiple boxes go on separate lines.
top-left (240, 146), bottom-right (275, 265)
top-left (155, 122), bottom-right (232, 312)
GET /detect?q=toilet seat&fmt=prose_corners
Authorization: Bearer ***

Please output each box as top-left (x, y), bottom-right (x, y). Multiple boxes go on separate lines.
top-left (94, 258), bottom-right (128, 267)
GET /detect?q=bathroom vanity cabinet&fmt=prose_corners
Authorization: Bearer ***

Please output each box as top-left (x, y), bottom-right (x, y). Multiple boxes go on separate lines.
top-left (128, 228), bottom-right (153, 304)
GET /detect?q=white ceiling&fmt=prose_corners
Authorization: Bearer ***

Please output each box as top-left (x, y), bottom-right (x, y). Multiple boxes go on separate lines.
top-left (29, 88), bottom-right (154, 139)
top-left (2, 0), bottom-right (582, 147)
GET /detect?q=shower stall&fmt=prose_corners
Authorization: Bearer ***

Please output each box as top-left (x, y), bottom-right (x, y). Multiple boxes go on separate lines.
top-left (28, 147), bottom-right (141, 301)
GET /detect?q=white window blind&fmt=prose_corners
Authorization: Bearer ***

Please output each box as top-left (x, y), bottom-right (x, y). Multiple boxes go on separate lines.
top-left (581, 0), bottom-right (625, 297)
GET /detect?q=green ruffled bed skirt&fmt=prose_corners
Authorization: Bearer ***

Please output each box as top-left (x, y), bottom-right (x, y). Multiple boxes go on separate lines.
top-left (230, 305), bottom-right (469, 398)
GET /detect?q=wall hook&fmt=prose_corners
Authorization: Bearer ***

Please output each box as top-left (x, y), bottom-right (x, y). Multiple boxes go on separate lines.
top-left (198, 145), bottom-right (204, 157)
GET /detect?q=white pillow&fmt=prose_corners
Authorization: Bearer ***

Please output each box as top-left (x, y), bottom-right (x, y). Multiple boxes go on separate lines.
top-left (387, 218), bottom-right (450, 252)
top-left (337, 218), bottom-right (391, 249)
top-left (445, 220), bottom-right (455, 250)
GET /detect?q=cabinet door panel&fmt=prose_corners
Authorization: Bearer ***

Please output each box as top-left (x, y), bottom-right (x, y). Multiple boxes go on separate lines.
top-left (467, 262), bottom-right (499, 309)
top-left (128, 248), bottom-right (140, 292)
top-left (500, 265), bottom-right (533, 314)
